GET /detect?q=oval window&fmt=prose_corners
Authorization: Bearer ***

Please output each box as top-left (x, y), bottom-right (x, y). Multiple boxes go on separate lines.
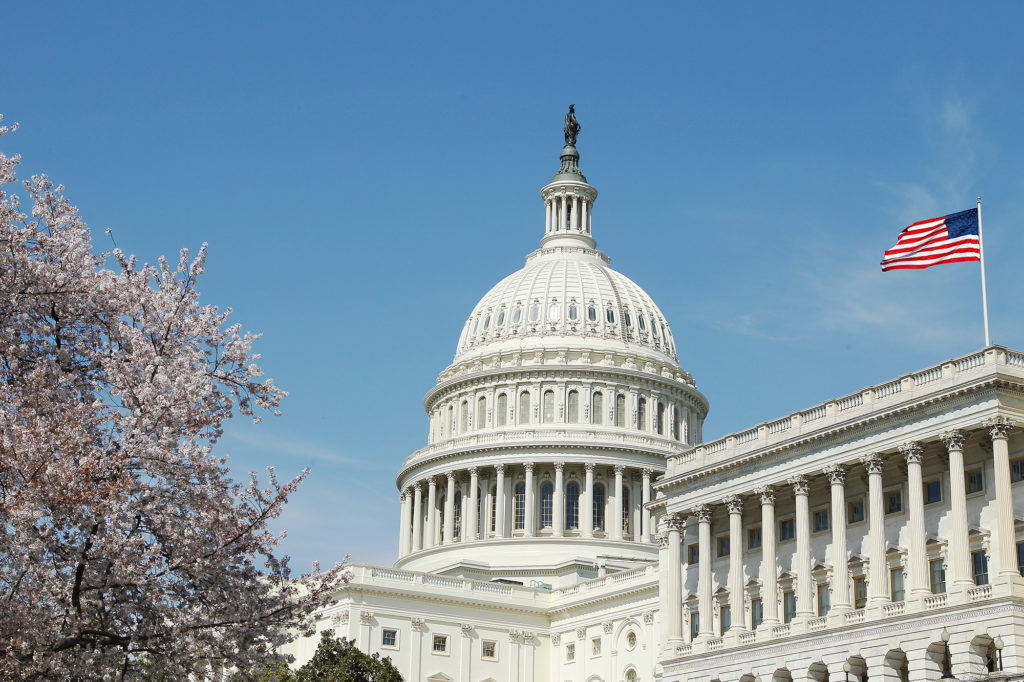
top-left (568, 304), bottom-right (578, 320)
top-left (624, 310), bottom-right (632, 327)
top-left (626, 631), bottom-right (637, 649)
top-left (513, 307), bottom-right (522, 324)
top-left (529, 304), bottom-right (540, 322)
top-left (496, 310), bottom-right (505, 326)
top-left (483, 314), bottom-right (491, 330)
top-left (547, 302), bottom-right (559, 320)
top-left (606, 307), bottom-right (615, 323)
top-left (587, 305), bottom-right (597, 322)
top-left (638, 315), bottom-right (647, 331)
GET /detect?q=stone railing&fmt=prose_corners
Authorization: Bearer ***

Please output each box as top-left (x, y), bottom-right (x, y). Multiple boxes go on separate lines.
top-left (668, 347), bottom-right (1020, 476)
top-left (551, 564), bottom-right (657, 601)
top-left (359, 565), bottom-right (544, 605)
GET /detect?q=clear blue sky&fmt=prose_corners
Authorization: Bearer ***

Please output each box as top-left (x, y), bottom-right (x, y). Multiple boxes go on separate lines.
top-left (4, 2), bottom-right (1024, 570)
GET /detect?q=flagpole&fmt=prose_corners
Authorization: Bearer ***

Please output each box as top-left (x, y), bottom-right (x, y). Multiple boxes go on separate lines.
top-left (977, 196), bottom-right (991, 346)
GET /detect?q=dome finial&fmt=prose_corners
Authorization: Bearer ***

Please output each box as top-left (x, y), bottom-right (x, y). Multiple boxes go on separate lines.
top-left (564, 104), bottom-right (581, 146)
top-left (553, 105), bottom-right (587, 183)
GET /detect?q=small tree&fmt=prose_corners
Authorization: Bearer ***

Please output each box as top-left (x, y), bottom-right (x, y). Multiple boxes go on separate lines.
top-left (287, 631), bottom-right (402, 682)
top-left (0, 116), bottom-right (346, 679)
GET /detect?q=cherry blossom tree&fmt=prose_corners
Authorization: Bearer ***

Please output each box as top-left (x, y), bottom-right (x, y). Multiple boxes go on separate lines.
top-left (0, 116), bottom-right (346, 680)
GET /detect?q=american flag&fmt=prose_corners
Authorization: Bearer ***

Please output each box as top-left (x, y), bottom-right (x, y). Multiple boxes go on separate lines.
top-left (880, 208), bottom-right (981, 271)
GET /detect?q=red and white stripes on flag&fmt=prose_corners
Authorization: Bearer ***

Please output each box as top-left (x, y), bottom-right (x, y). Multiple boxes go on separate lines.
top-left (880, 208), bottom-right (981, 271)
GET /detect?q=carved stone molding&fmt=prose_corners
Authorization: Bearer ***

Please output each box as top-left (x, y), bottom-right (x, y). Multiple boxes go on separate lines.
top-left (693, 503), bottom-right (713, 524)
top-left (576, 626), bottom-right (586, 640)
top-left (494, 463), bottom-right (505, 475)
top-left (411, 617), bottom-right (426, 631)
top-left (723, 494), bottom-right (744, 514)
top-left (460, 623), bottom-right (474, 637)
top-left (614, 464), bottom-right (625, 474)
top-left (523, 462), bottom-right (535, 473)
top-left (603, 621), bottom-right (613, 634)
top-left (552, 633), bottom-right (561, 646)
top-left (754, 485), bottom-right (776, 505)
top-left (860, 453), bottom-right (884, 475)
top-left (584, 462), bottom-right (596, 472)
top-left (940, 429), bottom-right (967, 452)
top-left (788, 475), bottom-right (810, 496)
top-left (656, 532), bottom-right (669, 549)
top-left (468, 466), bottom-right (479, 477)
top-left (664, 513), bottom-right (686, 533)
top-left (359, 610), bottom-right (373, 625)
top-left (823, 464), bottom-right (847, 486)
top-left (899, 441), bottom-right (923, 464)
top-left (446, 470), bottom-right (456, 481)
top-left (554, 461), bottom-right (565, 472)
top-left (643, 610), bottom-right (655, 624)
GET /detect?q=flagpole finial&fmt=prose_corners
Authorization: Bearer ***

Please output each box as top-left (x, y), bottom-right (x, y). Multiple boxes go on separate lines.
top-left (978, 196), bottom-right (982, 203)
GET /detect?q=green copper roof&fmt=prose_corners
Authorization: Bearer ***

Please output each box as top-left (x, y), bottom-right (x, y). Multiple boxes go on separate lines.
top-left (552, 144), bottom-right (587, 183)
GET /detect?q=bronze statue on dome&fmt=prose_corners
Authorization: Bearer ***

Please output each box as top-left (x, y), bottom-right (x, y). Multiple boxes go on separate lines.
top-left (564, 104), bottom-right (581, 146)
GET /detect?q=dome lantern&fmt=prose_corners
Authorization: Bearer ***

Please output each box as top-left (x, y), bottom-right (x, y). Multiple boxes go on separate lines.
top-left (540, 105), bottom-right (598, 250)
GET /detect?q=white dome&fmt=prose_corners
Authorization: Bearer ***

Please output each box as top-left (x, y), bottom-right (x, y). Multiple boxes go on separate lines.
top-left (453, 245), bottom-right (679, 367)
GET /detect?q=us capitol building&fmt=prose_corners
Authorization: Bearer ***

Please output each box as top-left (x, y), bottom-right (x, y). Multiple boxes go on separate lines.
top-left (283, 110), bottom-right (1024, 682)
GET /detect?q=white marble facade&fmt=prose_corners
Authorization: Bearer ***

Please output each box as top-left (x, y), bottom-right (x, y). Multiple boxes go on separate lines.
top-left (284, 133), bottom-right (1024, 682)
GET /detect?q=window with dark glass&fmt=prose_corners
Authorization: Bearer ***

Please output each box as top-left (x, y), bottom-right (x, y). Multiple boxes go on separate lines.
top-left (606, 307), bottom-right (615, 323)
top-left (656, 401), bottom-right (665, 435)
top-left (925, 479), bottom-right (942, 504)
top-left (751, 598), bottom-right (763, 628)
top-left (966, 468), bottom-right (984, 494)
top-left (1012, 459), bottom-right (1024, 483)
top-left (433, 635), bottom-right (447, 652)
top-left (720, 604), bottom-right (731, 632)
top-left (689, 613), bottom-right (699, 640)
top-left (1018, 541), bottom-right (1024, 576)
top-left (513, 483), bottom-right (525, 530)
top-left (929, 558), bottom-right (946, 594)
top-left (567, 390), bottom-right (579, 424)
top-left (848, 499), bottom-right (865, 524)
top-left (566, 481), bottom-right (580, 530)
top-left (816, 584), bottom-right (830, 616)
top-left (972, 550), bottom-right (989, 585)
top-left (592, 483), bottom-right (605, 531)
top-left (454, 490), bottom-right (462, 537)
top-left (518, 392), bottom-right (530, 424)
top-left (886, 488), bottom-right (903, 515)
top-left (615, 394), bottom-right (626, 427)
top-left (512, 307), bottom-right (522, 324)
top-left (540, 481), bottom-right (553, 529)
top-left (890, 567), bottom-right (905, 601)
top-left (568, 304), bottom-right (578, 321)
top-left (489, 485), bottom-right (496, 533)
top-left (637, 397), bottom-right (647, 430)
top-left (592, 392), bottom-right (604, 425)
top-left (496, 393), bottom-right (507, 426)
top-left (717, 536), bottom-right (730, 558)
top-left (748, 526), bottom-right (762, 550)
top-left (688, 543), bottom-right (699, 564)
top-left (382, 629), bottom-right (397, 647)
top-left (783, 591), bottom-right (796, 623)
top-left (482, 640), bottom-right (497, 659)
top-left (624, 310), bottom-right (632, 327)
top-left (587, 305), bottom-right (597, 322)
top-left (813, 509), bottom-right (830, 532)
top-left (779, 518), bottom-right (795, 541)
top-left (496, 310), bottom-right (505, 326)
top-left (853, 576), bottom-right (867, 608)
top-left (542, 390), bottom-right (554, 423)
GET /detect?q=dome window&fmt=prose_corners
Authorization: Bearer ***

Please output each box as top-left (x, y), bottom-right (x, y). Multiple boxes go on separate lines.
top-left (624, 310), bottom-right (633, 328)
top-left (529, 304), bottom-right (540, 322)
top-left (606, 307), bottom-right (615, 324)
top-left (547, 302), bottom-right (560, 320)
top-left (652, 321), bottom-right (660, 338)
top-left (587, 305), bottom-right (597, 322)
top-left (496, 310), bottom-right (505, 326)
top-left (513, 307), bottom-right (522, 324)
top-left (472, 318), bottom-right (480, 334)
top-left (568, 304), bottom-right (578, 321)
top-left (638, 315), bottom-right (647, 332)
top-left (483, 314), bottom-right (491, 330)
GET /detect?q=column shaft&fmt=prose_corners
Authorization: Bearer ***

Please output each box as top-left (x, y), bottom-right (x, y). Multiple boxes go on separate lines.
top-left (825, 465), bottom-right (851, 611)
top-left (545, 200), bottom-right (551, 233)
top-left (790, 476), bottom-right (813, 618)
top-left (756, 486), bottom-right (779, 625)
top-left (641, 469), bottom-right (652, 543)
top-left (901, 443), bottom-right (929, 597)
top-left (553, 463), bottom-right (565, 537)
top-left (988, 419), bottom-right (1021, 581)
top-left (696, 505), bottom-right (713, 637)
top-left (524, 464), bottom-right (535, 537)
top-left (725, 496), bottom-right (745, 631)
top-left (862, 454), bottom-right (888, 605)
top-left (582, 463), bottom-right (595, 538)
top-left (468, 468), bottom-right (479, 542)
top-left (412, 484), bottom-right (423, 552)
top-left (495, 465), bottom-right (507, 539)
top-left (560, 194), bottom-right (567, 230)
top-left (613, 466), bottom-right (625, 541)
top-left (399, 491), bottom-right (410, 557)
top-left (444, 472), bottom-right (456, 544)
top-left (665, 514), bottom-right (685, 647)
top-left (426, 477), bottom-right (438, 548)
top-left (941, 431), bottom-right (972, 589)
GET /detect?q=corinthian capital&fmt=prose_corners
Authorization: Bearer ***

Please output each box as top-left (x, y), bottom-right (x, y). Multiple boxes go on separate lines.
top-left (787, 475), bottom-right (810, 496)
top-left (663, 513), bottom-right (686, 533)
top-left (723, 495), bottom-right (744, 514)
top-left (939, 430), bottom-right (966, 452)
top-left (985, 417), bottom-right (1014, 441)
top-left (860, 453), bottom-right (884, 475)
top-left (823, 464), bottom-right (847, 486)
top-left (754, 485), bottom-right (775, 505)
top-left (899, 441), bottom-right (923, 464)
top-left (693, 504), bottom-right (713, 523)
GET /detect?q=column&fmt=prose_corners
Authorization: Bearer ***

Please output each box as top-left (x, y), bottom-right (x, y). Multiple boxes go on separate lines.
top-left (940, 430), bottom-right (972, 591)
top-left (724, 495), bottom-right (745, 631)
top-left (444, 471), bottom-right (456, 544)
top-left (399, 489), bottom-right (411, 557)
top-left (861, 453), bottom-right (889, 606)
top-left (524, 463), bottom-right (536, 537)
top-left (581, 197), bottom-right (589, 233)
top-left (824, 464), bottom-right (851, 612)
top-left (426, 477), bottom-right (438, 548)
top-left (613, 466), bottom-right (625, 541)
top-left (560, 194), bottom-right (567, 230)
top-left (900, 442), bottom-right (929, 597)
top-left (755, 485), bottom-right (779, 626)
top-left (789, 474), bottom-right (813, 619)
top-left (545, 200), bottom-right (552, 233)
top-left (468, 467), bottom-right (479, 542)
top-left (641, 469), bottom-right (652, 543)
top-left (987, 418), bottom-right (1022, 582)
top-left (495, 464), bottom-right (507, 539)
top-left (695, 503), bottom-right (714, 638)
top-left (412, 483), bottom-right (423, 552)
top-left (553, 463), bottom-right (565, 537)
top-left (582, 463), bottom-right (595, 538)
top-left (665, 513), bottom-right (685, 649)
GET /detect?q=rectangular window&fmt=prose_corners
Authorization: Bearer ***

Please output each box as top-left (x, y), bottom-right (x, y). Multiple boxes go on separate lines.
top-left (779, 518), bottom-right (795, 541)
top-left (717, 535), bottom-right (730, 558)
top-left (482, 640), bottom-right (497, 659)
top-left (382, 629), bottom-right (397, 647)
top-left (783, 591), bottom-right (796, 623)
top-left (1012, 458), bottom-right (1024, 483)
top-left (720, 604), bottom-right (731, 632)
top-left (433, 635), bottom-right (448, 653)
top-left (688, 543), bottom-right (699, 564)
top-left (689, 612), bottom-right (700, 640)
top-left (853, 576), bottom-right (867, 609)
top-left (885, 488), bottom-right (903, 515)
top-left (748, 526), bottom-right (762, 550)
top-left (890, 567), bottom-right (905, 602)
top-left (966, 468), bottom-right (985, 494)
top-left (566, 643), bottom-right (575, 662)
top-left (813, 509), bottom-right (830, 533)
top-left (929, 559), bottom-right (946, 594)
top-left (924, 479), bottom-right (943, 504)
top-left (591, 637), bottom-right (601, 656)
top-left (816, 583), bottom-right (830, 617)
top-left (751, 598), bottom-right (763, 629)
top-left (848, 499), bottom-right (865, 524)
top-left (972, 550), bottom-right (989, 586)
top-left (1019, 541), bottom-right (1024, 577)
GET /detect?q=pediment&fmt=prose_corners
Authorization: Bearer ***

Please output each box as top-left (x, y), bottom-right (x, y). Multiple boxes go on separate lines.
top-left (427, 674), bottom-right (455, 682)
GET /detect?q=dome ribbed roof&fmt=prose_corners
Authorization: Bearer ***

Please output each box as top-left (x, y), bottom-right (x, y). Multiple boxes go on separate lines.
top-left (453, 246), bottom-right (679, 366)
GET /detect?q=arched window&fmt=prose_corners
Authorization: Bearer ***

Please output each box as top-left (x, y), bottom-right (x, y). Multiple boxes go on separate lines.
top-left (513, 482), bottom-right (526, 530)
top-left (626, 669), bottom-right (638, 682)
top-left (656, 401), bottom-right (666, 435)
top-left (673, 405), bottom-right (682, 441)
top-left (592, 392), bottom-right (604, 425)
top-left (477, 396), bottom-right (487, 430)
top-left (496, 393), bottom-right (507, 427)
top-left (566, 481), bottom-right (580, 530)
top-left (519, 392), bottom-right (530, 424)
top-left (540, 481), bottom-right (553, 528)
top-left (568, 303), bottom-right (578, 321)
top-left (489, 485), bottom-right (497, 533)
top-left (624, 310), bottom-right (632, 327)
top-left (567, 390), bottom-right (579, 424)
top-left (587, 305), bottom-right (597, 322)
top-left (454, 490), bottom-right (463, 537)
top-left (615, 394), bottom-right (626, 427)
top-left (622, 487), bottom-right (630, 534)
top-left (460, 401), bottom-right (469, 433)
top-left (593, 482), bottom-right (606, 531)
top-left (637, 397), bottom-right (647, 431)
top-left (606, 307), bottom-right (615, 324)
top-left (542, 390), bottom-right (555, 423)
